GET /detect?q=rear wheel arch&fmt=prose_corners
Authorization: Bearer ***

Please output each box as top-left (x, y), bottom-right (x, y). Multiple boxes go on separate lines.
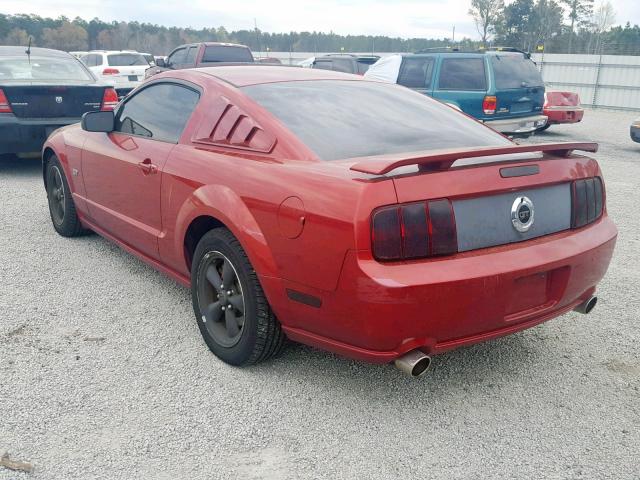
top-left (184, 215), bottom-right (226, 271)
top-left (177, 185), bottom-right (280, 279)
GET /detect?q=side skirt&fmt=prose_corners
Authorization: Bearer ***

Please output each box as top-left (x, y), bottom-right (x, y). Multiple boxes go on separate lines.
top-left (80, 216), bottom-right (191, 288)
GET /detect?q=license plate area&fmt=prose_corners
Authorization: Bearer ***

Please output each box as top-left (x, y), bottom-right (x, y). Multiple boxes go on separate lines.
top-left (504, 266), bottom-right (570, 322)
top-left (128, 75), bottom-right (138, 81)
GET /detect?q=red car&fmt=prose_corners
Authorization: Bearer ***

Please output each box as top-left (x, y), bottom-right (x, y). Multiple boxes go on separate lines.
top-left (42, 66), bottom-right (616, 376)
top-left (539, 91), bottom-right (584, 131)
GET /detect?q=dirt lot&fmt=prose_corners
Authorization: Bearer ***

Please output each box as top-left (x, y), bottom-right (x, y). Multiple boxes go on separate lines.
top-left (1, 109), bottom-right (639, 479)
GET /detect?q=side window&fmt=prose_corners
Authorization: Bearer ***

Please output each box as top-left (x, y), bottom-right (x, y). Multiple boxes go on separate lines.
top-left (167, 48), bottom-right (187, 68)
top-left (438, 58), bottom-right (487, 91)
top-left (185, 47), bottom-right (197, 66)
top-left (330, 58), bottom-right (354, 73)
top-left (313, 60), bottom-right (333, 70)
top-left (398, 57), bottom-right (435, 88)
top-left (94, 55), bottom-right (103, 67)
top-left (115, 83), bottom-right (200, 143)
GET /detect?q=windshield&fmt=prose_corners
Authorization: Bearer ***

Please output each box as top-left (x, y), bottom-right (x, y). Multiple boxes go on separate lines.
top-left (0, 55), bottom-right (94, 81)
top-left (491, 54), bottom-right (543, 89)
top-left (107, 53), bottom-right (148, 66)
top-left (243, 80), bottom-right (510, 161)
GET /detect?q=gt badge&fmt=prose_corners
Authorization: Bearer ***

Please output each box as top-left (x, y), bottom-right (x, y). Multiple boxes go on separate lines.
top-left (511, 196), bottom-right (534, 232)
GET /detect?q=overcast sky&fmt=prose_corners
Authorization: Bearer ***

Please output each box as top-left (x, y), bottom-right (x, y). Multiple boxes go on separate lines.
top-left (3, 0), bottom-right (640, 40)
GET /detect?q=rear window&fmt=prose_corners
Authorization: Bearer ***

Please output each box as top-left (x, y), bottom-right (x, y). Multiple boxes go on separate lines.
top-left (107, 54), bottom-right (147, 66)
top-left (330, 58), bottom-right (355, 74)
top-left (398, 57), bottom-right (435, 88)
top-left (202, 46), bottom-right (254, 63)
top-left (356, 58), bottom-right (379, 74)
top-left (438, 58), bottom-right (486, 91)
top-left (491, 54), bottom-right (543, 89)
top-left (0, 55), bottom-right (93, 81)
top-left (242, 80), bottom-right (509, 161)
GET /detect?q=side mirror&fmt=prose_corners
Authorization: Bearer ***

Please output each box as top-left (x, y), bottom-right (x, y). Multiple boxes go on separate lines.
top-left (81, 111), bottom-right (114, 133)
top-left (156, 57), bottom-right (166, 68)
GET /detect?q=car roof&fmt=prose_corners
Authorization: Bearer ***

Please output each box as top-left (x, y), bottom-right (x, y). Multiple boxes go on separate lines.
top-left (176, 42), bottom-right (250, 49)
top-left (196, 65), bottom-right (363, 87)
top-left (318, 54), bottom-right (380, 60)
top-left (86, 50), bottom-right (143, 54)
top-left (0, 46), bottom-right (73, 57)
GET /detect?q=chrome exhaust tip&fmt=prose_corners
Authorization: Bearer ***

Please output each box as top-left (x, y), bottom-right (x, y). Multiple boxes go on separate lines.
top-left (394, 350), bottom-right (432, 377)
top-left (574, 295), bottom-right (598, 314)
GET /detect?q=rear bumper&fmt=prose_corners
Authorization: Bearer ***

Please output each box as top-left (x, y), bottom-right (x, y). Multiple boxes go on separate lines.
top-left (545, 106), bottom-right (584, 125)
top-left (274, 216), bottom-right (617, 363)
top-left (484, 114), bottom-right (548, 134)
top-left (0, 115), bottom-right (79, 154)
top-left (631, 125), bottom-right (640, 143)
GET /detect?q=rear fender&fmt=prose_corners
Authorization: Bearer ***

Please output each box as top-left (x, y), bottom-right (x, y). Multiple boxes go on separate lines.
top-left (175, 183), bottom-right (279, 279)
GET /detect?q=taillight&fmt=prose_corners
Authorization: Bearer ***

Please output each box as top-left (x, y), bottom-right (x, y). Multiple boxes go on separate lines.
top-left (102, 68), bottom-right (120, 75)
top-left (572, 177), bottom-right (604, 229)
top-left (371, 200), bottom-right (457, 261)
top-left (482, 95), bottom-right (497, 115)
top-left (0, 89), bottom-right (12, 113)
top-left (100, 87), bottom-right (119, 111)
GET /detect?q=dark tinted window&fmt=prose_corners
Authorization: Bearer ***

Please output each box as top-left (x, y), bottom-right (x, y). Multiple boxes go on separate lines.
top-left (491, 54), bottom-right (543, 88)
top-left (167, 48), bottom-right (187, 67)
top-left (313, 60), bottom-right (333, 70)
top-left (115, 83), bottom-right (199, 142)
top-left (438, 58), bottom-right (486, 90)
top-left (398, 57), bottom-right (435, 88)
top-left (202, 46), bottom-right (254, 63)
top-left (243, 80), bottom-right (508, 161)
top-left (185, 47), bottom-right (197, 65)
top-left (330, 58), bottom-right (355, 73)
top-left (356, 58), bottom-right (378, 74)
top-left (107, 53), bottom-right (147, 66)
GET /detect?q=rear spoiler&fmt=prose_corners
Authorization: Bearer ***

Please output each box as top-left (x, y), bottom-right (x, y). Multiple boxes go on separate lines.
top-left (349, 142), bottom-right (598, 175)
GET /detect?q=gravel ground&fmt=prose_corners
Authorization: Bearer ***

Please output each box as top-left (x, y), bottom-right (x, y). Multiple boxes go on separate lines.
top-left (1, 109), bottom-right (639, 480)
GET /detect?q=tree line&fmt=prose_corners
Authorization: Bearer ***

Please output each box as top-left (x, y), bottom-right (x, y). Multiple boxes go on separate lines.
top-left (0, 9), bottom-right (638, 56)
top-left (470, 0), bottom-right (640, 54)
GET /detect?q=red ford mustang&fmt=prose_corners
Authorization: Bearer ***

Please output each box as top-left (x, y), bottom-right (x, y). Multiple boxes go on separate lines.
top-left (42, 66), bottom-right (617, 376)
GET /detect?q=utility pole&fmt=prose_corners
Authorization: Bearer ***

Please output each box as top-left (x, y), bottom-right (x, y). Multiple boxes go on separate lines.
top-left (254, 18), bottom-right (261, 57)
top-left (452, 25), bottom-right (456, 43)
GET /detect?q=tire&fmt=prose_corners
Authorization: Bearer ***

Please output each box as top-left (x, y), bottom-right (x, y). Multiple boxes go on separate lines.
top-left (45, 155), bottom-right (84, 237)
top-left (191, 228), bottom-right (285, 366)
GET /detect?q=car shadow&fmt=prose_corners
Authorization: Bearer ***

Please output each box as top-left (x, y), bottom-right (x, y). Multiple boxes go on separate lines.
top-left (243, 322), bottom-right (558, 399)
top-left (0, 155), bottom-right (42, 178)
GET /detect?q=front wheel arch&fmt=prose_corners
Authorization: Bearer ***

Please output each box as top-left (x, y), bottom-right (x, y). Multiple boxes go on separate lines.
top-left (42, 147), bottom-right (56, 188)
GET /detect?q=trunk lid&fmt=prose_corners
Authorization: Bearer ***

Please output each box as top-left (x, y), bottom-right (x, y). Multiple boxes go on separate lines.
top-left (351, 143), bottom-right (600, 254)
top-left (2, 84), bottom-right (106, 118)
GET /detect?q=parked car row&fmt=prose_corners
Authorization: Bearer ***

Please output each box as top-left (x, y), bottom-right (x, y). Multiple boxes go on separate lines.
top-left (1, 42), bottom-right (637, 160)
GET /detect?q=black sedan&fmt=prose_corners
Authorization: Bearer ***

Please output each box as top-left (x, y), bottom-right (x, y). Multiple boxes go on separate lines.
top-left (0, 46), bottom-right (118, 157)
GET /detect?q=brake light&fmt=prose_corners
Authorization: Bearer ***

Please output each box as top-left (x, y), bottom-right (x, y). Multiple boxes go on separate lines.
top-left (100, 87), bottom-right (119, 111)
top-left (0, 89), bottom-right (12, 113)
top-left (102, 68), bottom-right (120, 75)
top-left (371, 200), bottom-right (457, 261)
top-left (483, 95), bottom-right (497, 115)
top-left (571, 177), bottom-right (604, 229)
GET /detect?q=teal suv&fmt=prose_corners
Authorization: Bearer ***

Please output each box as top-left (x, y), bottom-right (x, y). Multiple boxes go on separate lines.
top-left (365, 49), bottom-right (547, 135)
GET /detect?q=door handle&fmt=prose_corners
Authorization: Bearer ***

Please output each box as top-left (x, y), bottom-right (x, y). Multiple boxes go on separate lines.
top-left (138, 158), bottom-right (158, 175)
